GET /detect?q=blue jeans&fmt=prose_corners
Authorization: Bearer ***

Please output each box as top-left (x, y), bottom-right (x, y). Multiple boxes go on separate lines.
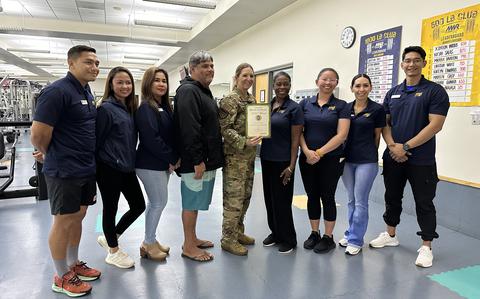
top-left (341, 162), bottom-right (378, 247)
top-left (136, 168), bottom-right (170, 244)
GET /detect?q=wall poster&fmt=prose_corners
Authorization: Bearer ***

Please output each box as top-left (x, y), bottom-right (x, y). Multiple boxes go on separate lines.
top-left (422, 4), bottom-right (480, 106)
top-left (358, 26), bottom-right (403, 103)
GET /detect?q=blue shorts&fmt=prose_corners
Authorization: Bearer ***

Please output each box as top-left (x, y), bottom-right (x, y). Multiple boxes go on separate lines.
top-left (181, 170), bottom-right (216, 211)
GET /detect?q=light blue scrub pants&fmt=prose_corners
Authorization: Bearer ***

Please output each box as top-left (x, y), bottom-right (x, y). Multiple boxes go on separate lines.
top-left (341, 162), bottom-right (378, 247)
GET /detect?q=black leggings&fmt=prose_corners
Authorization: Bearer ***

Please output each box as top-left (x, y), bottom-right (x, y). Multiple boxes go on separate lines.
top-left (96, 161), bottom-right (145, 248)
top-left (299, 154), bottom-right (344, 221)
top-left (261, 159), bottom-right (297, 246)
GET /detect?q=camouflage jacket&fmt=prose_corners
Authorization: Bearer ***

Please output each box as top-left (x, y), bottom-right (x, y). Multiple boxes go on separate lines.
top-left (219, 88), bottom-right (257, 158)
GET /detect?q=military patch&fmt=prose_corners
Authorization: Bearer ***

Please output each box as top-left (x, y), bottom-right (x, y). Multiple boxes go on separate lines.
top-left (415, 92), bottom-right (423, 97)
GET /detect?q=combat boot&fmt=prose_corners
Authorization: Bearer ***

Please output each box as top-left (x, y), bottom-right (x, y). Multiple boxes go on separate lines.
top-left (238, 234), bottom-right (255, 245)
top-left (221, 240), bottom-right (248, 256)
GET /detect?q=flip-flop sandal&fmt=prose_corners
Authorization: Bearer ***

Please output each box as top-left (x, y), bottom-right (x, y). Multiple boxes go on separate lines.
top-left (181, 252), bottom-right (214, 262)
top-left (197, 240), bottom-right (214, 249)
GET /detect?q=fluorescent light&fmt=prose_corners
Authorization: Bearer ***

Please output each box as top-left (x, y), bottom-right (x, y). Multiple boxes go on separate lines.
top-left (134, 19), bottom-right (192, 30)
top-left (142, 0), bottom-right (216, 9)
top-left (7, 48), bottom-right (50, 54)
top-left (124, 55), bottom-right (159, 61)
top-left (34, 62), bottom-right (67, 67)
top-left (76, 1), bottom-right (104, 10)
top-left (123, 59), bottom-right (156, 65)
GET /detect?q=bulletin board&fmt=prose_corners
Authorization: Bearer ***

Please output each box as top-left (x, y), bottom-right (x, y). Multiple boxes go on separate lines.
top-left (358, 26), bottom-right (403, 103)
top-left (421, 4), bottom-right (480, 106)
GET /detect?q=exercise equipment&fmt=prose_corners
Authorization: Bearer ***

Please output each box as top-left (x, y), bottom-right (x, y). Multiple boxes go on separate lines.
top-left (0, 121), bottom-right (47, 200)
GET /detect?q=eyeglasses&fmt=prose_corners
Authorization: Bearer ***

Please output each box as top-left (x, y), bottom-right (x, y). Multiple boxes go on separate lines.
top-left (402, 58), bottom-right (423, 64)
top-left (320, 78), bottom-right (338, 83)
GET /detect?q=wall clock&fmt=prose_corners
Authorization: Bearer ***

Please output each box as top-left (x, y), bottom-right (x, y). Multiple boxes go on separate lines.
top-left (340, 26), bottom-right (356, 49)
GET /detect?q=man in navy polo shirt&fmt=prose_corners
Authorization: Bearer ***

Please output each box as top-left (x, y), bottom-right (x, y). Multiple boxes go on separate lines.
top-left (369, 46), bottom-right (450, 268)
top-left (31, 45), bottom-right (101, 296)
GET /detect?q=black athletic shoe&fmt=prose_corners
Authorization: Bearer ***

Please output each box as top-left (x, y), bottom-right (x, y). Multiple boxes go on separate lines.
top-left (263, 234), bottom-right (276, 247)
top-left (313, 234), bottom-right (336, 254)
top-left (278, 243), bottom-right (296, 254)
top-left (303, 231), bottom-right (320, 250)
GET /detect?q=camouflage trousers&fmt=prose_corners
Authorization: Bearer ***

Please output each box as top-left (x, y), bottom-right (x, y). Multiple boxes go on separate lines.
top-left (222, 154), bottom-right (255, 243)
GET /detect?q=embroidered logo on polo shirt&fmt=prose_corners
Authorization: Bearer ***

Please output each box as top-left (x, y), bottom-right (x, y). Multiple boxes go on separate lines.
top-left (158, 108), bottom-right (164, 112)
top-left (391, 95), bottom-right (401, 99)
top-left (415, 92), bottom-right (423, 97)
top-left (279, 109), bottom-right (286, 113)
top-left (364, 113), bottom-right (371, 117)
top-left (328, 106), bottom-right (336, 111)
top-left (81, 100), bottom-right (88, 105)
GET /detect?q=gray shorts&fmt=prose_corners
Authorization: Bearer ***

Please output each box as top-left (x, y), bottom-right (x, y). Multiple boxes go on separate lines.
top-left (45, 175), bottom-right (97, 215)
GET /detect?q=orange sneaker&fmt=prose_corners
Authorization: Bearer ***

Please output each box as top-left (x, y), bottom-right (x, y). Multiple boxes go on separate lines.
top-left (52, 270), bottom-right (92, 297)
top-left (71, 261), bottom-right (101, 281)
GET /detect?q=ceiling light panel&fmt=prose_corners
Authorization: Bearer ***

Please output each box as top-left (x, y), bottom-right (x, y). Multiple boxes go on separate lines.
top-left (47, 0), bottom-right (77, 9)
top-left (76, 1), bottom-right (105, 10)
top-left (50, 8), bottom-right (81, 21)
top-left (134, 19), bottom-right (192, 30)
top-left (141, 0), bottom-right (217, 10)
top-left (0, 33), bottom-right (180, 77)
top-left (7, 48), bottom-right (50, 53)
top-left (18, 0), bottom-right (56, 18)
top-left (1, 0), bottom-right (29, 14)
top-left (123, 55), bottom-right (159, 60)
top-left (123, 58), bottom-right (157, 64)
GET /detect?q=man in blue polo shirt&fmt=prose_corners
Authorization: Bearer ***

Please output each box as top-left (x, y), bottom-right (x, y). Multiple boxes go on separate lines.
top-left (31, 45), bottom-right (101, 296)
top-left (369, 46), bottom-right (450, 268)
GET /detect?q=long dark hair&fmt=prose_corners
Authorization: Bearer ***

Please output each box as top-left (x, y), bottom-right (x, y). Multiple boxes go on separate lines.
top-left (350, 73), bottom-right (372, 88)
top-left (141, 67), bottom-right (171, 111)
top-left (101, 66), bottom-right (137, 114)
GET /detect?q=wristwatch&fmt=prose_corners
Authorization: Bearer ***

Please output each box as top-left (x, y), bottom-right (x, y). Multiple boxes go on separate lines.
top-left (402, 143), bottom-right (410, 152)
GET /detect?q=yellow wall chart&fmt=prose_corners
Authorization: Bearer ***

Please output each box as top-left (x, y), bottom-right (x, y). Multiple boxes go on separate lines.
top-left (422, 4), bottom-right (480, 106)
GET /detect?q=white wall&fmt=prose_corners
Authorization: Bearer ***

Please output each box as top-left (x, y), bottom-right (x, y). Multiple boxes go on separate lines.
top-left (169, 0), bottom-right (480, 184)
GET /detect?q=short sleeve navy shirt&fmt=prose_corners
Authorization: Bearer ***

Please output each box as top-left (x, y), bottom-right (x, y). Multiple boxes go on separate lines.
top-left (382, 76), bottom-right (450, 165)
top-left (344, 99), bottom-right (386, 163)
top-left (33, 72), bottom-right (97, 178)
top-left (300, 94), bottom-right (350, 157)
top-left (260, 97), bottom-right (304, 161)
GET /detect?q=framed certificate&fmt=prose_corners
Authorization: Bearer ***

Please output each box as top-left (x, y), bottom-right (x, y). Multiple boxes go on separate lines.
top-left (246, 104), bottom-right (271, 138)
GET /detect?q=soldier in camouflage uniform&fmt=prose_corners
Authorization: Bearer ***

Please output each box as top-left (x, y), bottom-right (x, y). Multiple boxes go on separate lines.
top-left (219, 63), bottom-right (262, 256)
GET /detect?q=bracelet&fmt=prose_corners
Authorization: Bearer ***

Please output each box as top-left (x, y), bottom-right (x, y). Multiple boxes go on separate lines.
top-left (287, 167), bottom-right (293, 173)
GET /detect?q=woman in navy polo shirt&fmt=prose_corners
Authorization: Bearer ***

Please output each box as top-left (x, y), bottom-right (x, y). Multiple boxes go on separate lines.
top-left (260, 71), bottom-right (303, 254)
top-left (299, 68), bottom-right (350, 254)
top-left (135, 67), bottom-right (179, 262)
top-left (96, 67), bottom-right (146, 268)
top-left (339, 74), bottom-right (386, 255)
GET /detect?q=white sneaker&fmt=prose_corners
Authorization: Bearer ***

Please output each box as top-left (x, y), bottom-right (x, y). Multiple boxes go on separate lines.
top-left (338, 237), bottom-right (348, 247)
top-left (105, 249), bottom-right (135, 269)
top-left (345, 245), bottom-right (362, 256)
top-left (97, 235), bottom-right (109, 252)
top-left (415, 246), bottom-right (433, 268)
top-left (369, 232), bottom-right (399, 248)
